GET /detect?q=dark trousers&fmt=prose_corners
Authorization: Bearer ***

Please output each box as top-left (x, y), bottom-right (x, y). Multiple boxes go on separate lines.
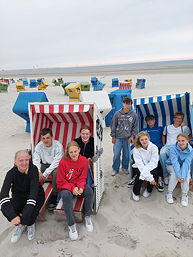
top-left (60, 185), bottom-right (93, 226)
top-left (10, 189), bottom-right (45, 226)
top-left (133, 167), bottom-right (158, 196)
top-left (41, 163), bottom-right (58, 196)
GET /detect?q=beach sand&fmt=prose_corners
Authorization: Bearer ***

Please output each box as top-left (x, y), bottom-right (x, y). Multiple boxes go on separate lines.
top-left (0, 70), bottom-right (193, 257)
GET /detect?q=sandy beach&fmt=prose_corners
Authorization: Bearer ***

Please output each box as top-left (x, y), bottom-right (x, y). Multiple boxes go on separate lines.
top-left (0, 70), bottom-right (193, 257)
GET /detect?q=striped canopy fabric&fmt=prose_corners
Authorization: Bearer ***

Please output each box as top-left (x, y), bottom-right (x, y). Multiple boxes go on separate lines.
top-left (133, 92), bottom-right (191, 131)
top-left (29, 103), bottom-right (94, 150)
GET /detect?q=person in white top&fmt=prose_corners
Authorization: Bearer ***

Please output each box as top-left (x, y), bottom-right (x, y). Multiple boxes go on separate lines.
top-left (33, 128), bottom-right (64, 208)
top-left (160, 112), bottom-right (191, 184)
top-left (131, 131), bottom-right (159, 201)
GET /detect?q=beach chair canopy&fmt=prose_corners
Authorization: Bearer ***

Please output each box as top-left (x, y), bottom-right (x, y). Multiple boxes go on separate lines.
top-left (29, 103), bottom-right (94, 150)
top-left (133, 92), bottom-right (191, 131)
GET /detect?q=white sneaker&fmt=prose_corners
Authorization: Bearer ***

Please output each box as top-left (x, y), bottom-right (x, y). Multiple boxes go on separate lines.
top-left (11, 225), bottom-right (26, 243)
top-left (166, 192), bottom-right (174, 204)
top-left (132, 191), bottom-right (139, 201)
top-left (85, 216), bottom-right (93, 232)
top-left (122, 168), bottom-right (129, 175)
top-left (27, 223), bottom-right (35, 241)
top-left (142, 189), bottom-right (151, 198)
top-left (181, 194), bottom-right (188, 207)
top-left (68, 224), bottom-right (78, 240)
top-left (164, 177), bottom-right (169, 185)
top-left (111, 170), bottom-right (117, 176)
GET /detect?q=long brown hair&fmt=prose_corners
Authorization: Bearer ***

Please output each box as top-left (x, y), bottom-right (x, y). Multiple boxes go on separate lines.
top-left (64, 141), bottom-right (80, 158)
top-left (134, 131), bottom-right (150, 148)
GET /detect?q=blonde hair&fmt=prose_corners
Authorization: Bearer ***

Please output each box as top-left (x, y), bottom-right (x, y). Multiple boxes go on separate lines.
top-left (64, 141), bottom-right (80, 158)
top-left (15, 149), bottom-right (29, 161)
top-left (14, 150), bottom-right (30, 174)
top-left (177, 133), bottom-right (189, 141)
top-left (134, 131), bottom-right (150, 148)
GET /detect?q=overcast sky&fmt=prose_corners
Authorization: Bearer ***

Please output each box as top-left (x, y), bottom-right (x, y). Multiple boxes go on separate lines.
top-left (1, 0), bottom-right (193, 70)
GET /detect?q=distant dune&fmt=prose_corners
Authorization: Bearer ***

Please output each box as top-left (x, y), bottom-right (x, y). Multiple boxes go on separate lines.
top-left (1, 59), bottom-right (193, 77)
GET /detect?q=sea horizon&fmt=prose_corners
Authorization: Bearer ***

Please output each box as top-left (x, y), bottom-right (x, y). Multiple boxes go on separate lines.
top-left (1, 59), bottom-right (193, 77)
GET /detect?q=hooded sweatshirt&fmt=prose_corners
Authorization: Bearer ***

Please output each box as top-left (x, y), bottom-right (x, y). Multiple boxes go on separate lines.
top-left (111, 109), bottom-right (138, 139)
top-left (166, 143), bottom-right (193, 180)
top-left (132, 142), bottom-right (159, 182)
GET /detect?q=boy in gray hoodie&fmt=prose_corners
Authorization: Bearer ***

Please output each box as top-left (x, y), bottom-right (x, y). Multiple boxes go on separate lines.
top-left (110, 97), bottom-right (138, 176)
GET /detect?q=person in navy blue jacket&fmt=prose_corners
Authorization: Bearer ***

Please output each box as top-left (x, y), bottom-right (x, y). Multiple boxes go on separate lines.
top-left (0, 150), bottom-right (45, 243)
top-left (165, 133), bottom-right (193, 206)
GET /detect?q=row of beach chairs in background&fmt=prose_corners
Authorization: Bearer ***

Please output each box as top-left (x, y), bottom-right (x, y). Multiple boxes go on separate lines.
top-left (0, 76), bottom-right (146, 94)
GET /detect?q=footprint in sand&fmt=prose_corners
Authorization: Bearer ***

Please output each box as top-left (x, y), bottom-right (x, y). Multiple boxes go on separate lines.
top-left (107, 225), bottom-right (137, 249)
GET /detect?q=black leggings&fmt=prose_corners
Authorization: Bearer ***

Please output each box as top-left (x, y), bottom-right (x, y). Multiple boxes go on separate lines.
top-left (10, 190), bottom-right (45, 226)
top-left (133, 167), bottom-right (158, 195)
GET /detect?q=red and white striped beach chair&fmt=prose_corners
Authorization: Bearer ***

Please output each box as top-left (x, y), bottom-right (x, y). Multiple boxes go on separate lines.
top-left (29, 102), bottom-right (105, 221)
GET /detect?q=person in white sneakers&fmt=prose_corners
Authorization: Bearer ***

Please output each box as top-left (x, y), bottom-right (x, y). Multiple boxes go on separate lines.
top-left (165, 133), bottom-right (193, 206)
top-left (56, 141), bottom-right (94, 240)
top-left (160, 112), bottom-right (191, 185)
top-left (33, 128), bottom-right (64, 210)
top-left (0, 150), bottom-right (45, 243)
top-left (131, 131), bottom-right (159, 201)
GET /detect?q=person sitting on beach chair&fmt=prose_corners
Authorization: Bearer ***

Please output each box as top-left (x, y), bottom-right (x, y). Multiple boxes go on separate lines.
top-left (0, 150), bottom-right (45, 243)
top-left (74, 125), bottom-right (94, 187)
top-left (131, 131), bottom-right (159, 201)
top-left (160, 112), bottom-right (191, 185)
top-left (56, 141), bottom-right (94, 241)
top-left (165, 133), bottom-right (193, 206)
top-left (33, 128), bottom-right (64, 210)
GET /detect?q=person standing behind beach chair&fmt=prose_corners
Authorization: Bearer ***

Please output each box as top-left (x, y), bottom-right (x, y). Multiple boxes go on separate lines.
top-left (0, 150), bottom-right (45, 243)
top-left (131, 131), bottom-right (159, 201)
top-left (33, 128), bottom-right (64, 209)
top-left (74, 125), bottom-right (94, 188)
top-left (165, 133), bottom-right (193, 206)
top-left (142, 115), bottom-right (164, 192)
top-left (111, 97), bottom-right (138, 176)
top-left (160, 112), bottom-right (191, 185)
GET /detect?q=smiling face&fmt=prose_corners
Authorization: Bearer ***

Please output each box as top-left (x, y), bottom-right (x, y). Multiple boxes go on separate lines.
top-left (80, 129), bottom-right (91, 143)
top-left (15, 152), bottom-right (30, 173)
top-left (68, 145), bottom-right (80, 161)
top-left (139, 135), bottom-right (150, 149)
top-left (41, 133), bottom-right (53, 147)
top-left (177, 135), bottom-right (189, 150)
top-left (173, 115), bottom-right (183, 127)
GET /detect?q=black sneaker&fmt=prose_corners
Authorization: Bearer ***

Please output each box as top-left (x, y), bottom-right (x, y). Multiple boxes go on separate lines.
top-left (157, 180), bottom-right (164, 192)
top-left (128, 175), bottom-right (136, 187)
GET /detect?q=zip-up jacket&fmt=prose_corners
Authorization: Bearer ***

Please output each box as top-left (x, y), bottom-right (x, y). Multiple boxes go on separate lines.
top-left (132, 142), bottom-right (159, 182)
top-left (74, 136), bottom-right (94, 159)
top-left (0, 162), bottom-right (44, 222)
top-left (33, 140), bottom-right (64, 177)
top-left (56, 155), bottom-right (88, 193)
top-left (110, 109), bottom-right (138, 139)
top-left (166, 143), bottom-right (193, 180)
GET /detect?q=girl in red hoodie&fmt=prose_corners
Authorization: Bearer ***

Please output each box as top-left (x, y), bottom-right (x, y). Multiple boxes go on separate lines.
top-left (56, 141), bottom-right (93, 240)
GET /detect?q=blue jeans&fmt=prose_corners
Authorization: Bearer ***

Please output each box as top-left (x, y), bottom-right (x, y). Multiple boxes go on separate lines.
top-left (160, 145), bottom-right (170, 179)
top-left (60, 185), bottom-right (93, 226)
top-left (112, 138), bottom-right (130, 172)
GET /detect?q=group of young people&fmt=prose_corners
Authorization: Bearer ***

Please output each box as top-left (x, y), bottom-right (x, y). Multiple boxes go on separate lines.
top-left (1, 96), bottom-right (193, 244)
top-left (0, 125), bottom-right (94, 243)
top-left (110, 97), bottom-right (193, 207)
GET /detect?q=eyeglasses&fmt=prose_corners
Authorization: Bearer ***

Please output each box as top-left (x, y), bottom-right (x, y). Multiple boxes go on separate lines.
top-left (174, 117), bottom-right (183, 120)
